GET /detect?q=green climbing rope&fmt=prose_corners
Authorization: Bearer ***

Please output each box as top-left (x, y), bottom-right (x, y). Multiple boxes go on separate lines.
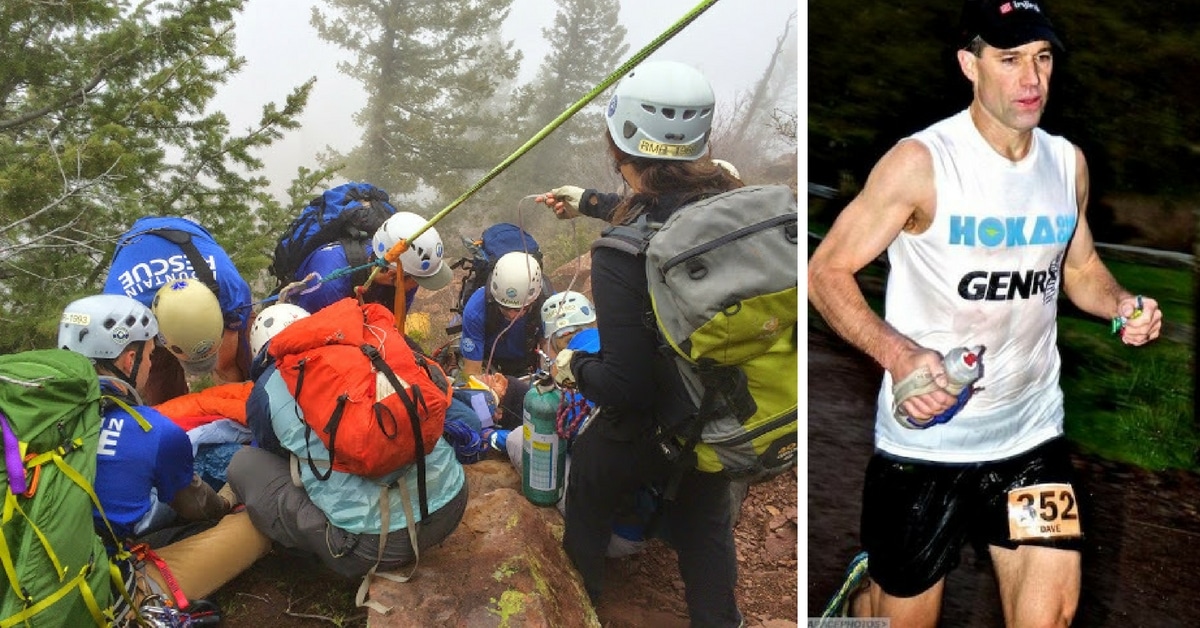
top-left (383, 0), bottom-right (721, 262)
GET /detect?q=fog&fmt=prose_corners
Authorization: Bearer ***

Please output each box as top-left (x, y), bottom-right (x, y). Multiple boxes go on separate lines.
top-left (209, 0), bottom-right (800, 199)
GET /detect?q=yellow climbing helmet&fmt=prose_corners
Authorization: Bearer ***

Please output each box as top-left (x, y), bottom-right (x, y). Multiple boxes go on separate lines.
top-left (151, 277), bottom-right (225, 376)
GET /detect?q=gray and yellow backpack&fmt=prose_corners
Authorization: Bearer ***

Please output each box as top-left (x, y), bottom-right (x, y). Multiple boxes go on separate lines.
top-left (594, 184), bottom-right (799, 483)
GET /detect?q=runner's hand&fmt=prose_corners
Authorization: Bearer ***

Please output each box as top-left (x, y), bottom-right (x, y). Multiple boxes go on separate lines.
top-left (891, 348), bottom-right (957, 426)
top-left (1116, 295), bottom-right (1162, 346)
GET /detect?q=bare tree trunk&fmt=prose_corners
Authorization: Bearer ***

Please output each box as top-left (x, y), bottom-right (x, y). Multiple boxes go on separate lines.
top-left (731, 11), bottom-right (796, 142)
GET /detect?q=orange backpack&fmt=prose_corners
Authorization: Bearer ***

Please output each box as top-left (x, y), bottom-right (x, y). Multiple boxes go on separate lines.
top-left (269, 298), bottom-right (452, 479)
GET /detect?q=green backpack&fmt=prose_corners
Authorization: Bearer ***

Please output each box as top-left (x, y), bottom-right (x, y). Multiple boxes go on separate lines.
top-left (594, 184), bottom-right (799, 482)
top-left (0, 349), bottom-right (122, 627)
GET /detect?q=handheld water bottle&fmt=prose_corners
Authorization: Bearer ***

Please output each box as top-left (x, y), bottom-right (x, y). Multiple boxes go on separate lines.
top-left (521, 375), bottom-right (567, 506)
top-left (894, 345), bottom-right (984, 429)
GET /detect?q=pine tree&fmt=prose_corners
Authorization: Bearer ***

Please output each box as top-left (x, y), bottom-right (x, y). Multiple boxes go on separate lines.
top-left (311, 0), bottom-right (523, 206)
top-left (0, 0), bottom-right (311, 352)
top-left (463, 0), bottom-right (630, 251)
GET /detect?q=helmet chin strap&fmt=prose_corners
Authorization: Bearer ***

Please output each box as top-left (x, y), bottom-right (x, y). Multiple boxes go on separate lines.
top-left (102, 341), bottom-right (147, 394)
top-left (127, 341), bottom-right (147, 388)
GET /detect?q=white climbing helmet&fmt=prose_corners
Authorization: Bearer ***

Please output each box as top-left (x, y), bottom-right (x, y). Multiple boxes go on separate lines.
top-left (151, 278), bottom-right (225, 376)
top-left (58, 294), bottom-right (158, 360)
top-left (489, 252), bottom-right (543, 309)
top-left (605, 60), bottom-right (715, 161)
top-left (371, 211), bottom-right (452, 290)
top-left (540, 291), bottom-right (596, 339)
top-left (249, 303), bottom-right (310, 356)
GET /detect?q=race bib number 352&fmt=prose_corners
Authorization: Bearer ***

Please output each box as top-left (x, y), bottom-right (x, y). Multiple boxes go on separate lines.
top-left (1006, 483), bottom-right (1082, 541)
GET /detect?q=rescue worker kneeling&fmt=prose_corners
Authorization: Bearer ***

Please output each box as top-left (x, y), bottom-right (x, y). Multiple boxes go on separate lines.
top-left (225, 302), bottom-right (468, 611)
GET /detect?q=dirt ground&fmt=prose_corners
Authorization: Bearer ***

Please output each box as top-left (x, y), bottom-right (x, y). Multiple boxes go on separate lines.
top-left (209, 468), bottom-right (798, 627)
top-left (807, 326), bottom-right (1200, 626)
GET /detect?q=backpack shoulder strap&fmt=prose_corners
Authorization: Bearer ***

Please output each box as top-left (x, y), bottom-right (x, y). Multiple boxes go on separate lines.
top-left (143, 228), bottom-right (221, 299)
top-left (592, 215), bottom-right (658, 256)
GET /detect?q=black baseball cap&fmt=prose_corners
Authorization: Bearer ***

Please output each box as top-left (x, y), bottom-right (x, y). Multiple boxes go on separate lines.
top-left (960, 0), bottom-right (1064, 51)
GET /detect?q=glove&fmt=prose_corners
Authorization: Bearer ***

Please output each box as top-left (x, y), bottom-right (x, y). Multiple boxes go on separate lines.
top-left (554, 349), bottom-right (577, 388)
top-left (546, 185), bottom-right (584, 219)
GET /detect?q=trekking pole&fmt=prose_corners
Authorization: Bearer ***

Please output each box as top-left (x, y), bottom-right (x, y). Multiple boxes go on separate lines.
top-left (380, 0), bottom-right (722, 265)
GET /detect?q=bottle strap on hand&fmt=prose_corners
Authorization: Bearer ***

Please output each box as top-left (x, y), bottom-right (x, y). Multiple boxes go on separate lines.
top-left (891, 366), bottom-right (941, 429)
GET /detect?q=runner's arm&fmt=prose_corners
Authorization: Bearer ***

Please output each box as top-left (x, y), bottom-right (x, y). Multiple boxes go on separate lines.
top-left (1060, 146), bottom-right (1162, 344)
top-left (808, 140), bottom-right (954, 419)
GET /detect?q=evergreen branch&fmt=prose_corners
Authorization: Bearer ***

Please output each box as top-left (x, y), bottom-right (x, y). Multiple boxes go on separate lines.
top-left (117, 22), bottom-right (236, 125)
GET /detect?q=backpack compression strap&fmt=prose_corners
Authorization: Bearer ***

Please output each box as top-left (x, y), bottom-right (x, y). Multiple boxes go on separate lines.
top-left (361, 344), bottom-right (431, 521)
top-left (0, 449), bottom-right (129, 628)
top-left (288, 359), bottom-right (337, 482)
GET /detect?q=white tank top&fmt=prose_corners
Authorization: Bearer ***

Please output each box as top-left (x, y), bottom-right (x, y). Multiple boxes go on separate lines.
top-left (874, 109), bottom-right (1077, 463)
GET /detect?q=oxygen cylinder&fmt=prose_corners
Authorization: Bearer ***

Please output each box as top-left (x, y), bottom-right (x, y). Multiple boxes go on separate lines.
top-left (521, 377), bottom-right (567, 506)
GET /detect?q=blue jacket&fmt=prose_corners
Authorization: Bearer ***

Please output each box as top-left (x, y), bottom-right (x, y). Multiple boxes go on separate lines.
top-left (460, 286), bottom-right (542, 368)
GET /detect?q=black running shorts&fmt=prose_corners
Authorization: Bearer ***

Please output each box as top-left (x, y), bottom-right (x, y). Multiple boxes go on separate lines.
top-left (860, 436), bottom-right (1086, 597)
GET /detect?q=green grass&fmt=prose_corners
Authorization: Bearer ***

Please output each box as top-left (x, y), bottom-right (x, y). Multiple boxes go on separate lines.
top-left (1056, 255), bottom-right (1197, 471)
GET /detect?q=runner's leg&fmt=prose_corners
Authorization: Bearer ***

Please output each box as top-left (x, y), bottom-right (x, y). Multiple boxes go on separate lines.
top-left (858, 453), bottom-right (972, 625)
top-left (979, 438), bottom-right (1083, 627)
top-left (856, 578), bottom-right (945, 628)
top-left (989, 544), bottom-right (1079, 627)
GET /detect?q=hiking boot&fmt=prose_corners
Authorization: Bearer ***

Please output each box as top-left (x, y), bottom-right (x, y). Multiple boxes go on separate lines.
top-left (217, 482), bottom-right (241, 510)
top-left (820, 551), bottom-right (870, 619)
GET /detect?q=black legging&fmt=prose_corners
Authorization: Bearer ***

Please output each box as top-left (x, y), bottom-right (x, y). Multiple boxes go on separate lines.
top-left (563, 420), bottom-right (743, 628)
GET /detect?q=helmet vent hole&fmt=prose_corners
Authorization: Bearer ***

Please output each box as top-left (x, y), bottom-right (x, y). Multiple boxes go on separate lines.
top-left (622, 120), bottom-right (638, 140)
top-left (661, 107), bottom-right (677, 119)
top-left (665, 132), bottom-right (685, 141)
top-left (103, 317), bottom-right (117, 330)
top-left (682, 109), bottom-right (697, 120)
top-left (640, 104), bottom-right (656, 114)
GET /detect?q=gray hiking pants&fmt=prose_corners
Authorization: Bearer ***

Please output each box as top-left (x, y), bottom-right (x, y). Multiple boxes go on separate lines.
top-left (227, 446), bottom-right (468, 580)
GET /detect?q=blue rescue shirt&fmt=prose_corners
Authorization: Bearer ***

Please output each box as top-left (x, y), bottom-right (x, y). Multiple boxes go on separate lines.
top-left (94, 384), bottom-right (196, 539)
top-left (103, 216), bottom-right (252, 331)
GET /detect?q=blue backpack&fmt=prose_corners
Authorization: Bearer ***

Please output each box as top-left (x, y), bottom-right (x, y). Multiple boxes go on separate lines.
top-left (446, 223), bottom-right (548, 331)
top-left (270, 182), bottom-right (398, 293)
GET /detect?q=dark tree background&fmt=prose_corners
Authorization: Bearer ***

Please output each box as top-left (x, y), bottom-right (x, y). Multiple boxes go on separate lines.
top-left (809, 1), bottom-right (1200, 205)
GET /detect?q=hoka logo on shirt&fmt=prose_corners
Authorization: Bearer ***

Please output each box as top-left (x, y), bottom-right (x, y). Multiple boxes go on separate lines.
top-left (949, 214), bottom-right (1076, 248)
top-left (958, 253), bottom-right (1062, 304)
top-left (115, 253), bottom-right (218, 299)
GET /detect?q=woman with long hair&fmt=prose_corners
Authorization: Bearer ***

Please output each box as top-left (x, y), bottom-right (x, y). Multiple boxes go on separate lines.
top-left (554, 60), bottom-right (744, 627)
